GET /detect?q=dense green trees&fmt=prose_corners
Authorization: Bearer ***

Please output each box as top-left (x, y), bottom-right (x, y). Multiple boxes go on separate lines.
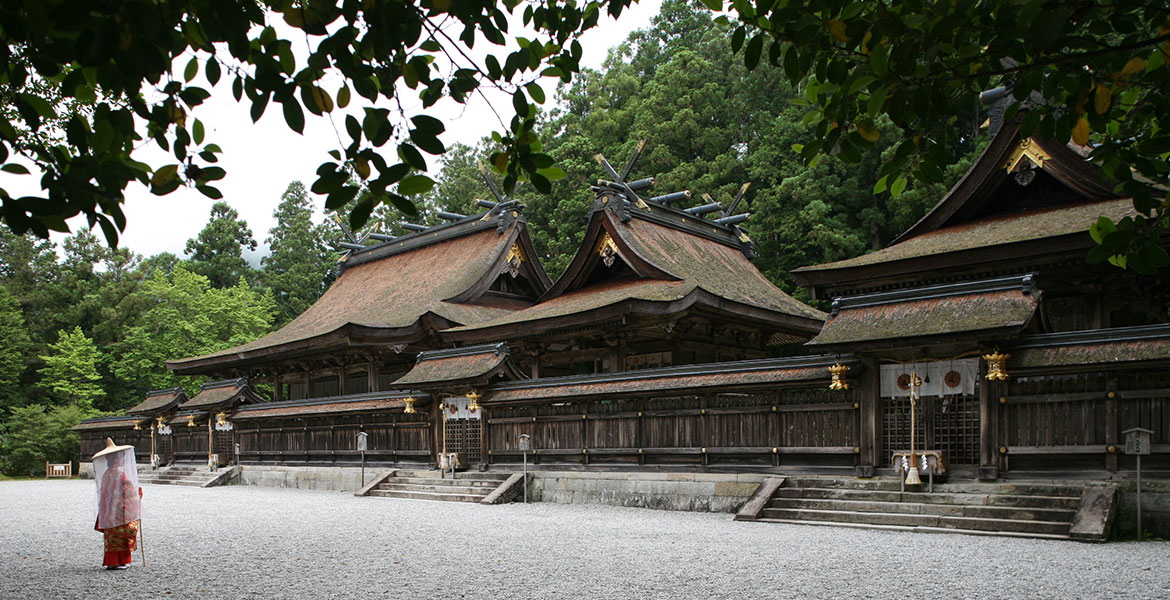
top-left (185, 202), bottom-right (258, 289)
top-left (263, 182), bottom-right (335, 325)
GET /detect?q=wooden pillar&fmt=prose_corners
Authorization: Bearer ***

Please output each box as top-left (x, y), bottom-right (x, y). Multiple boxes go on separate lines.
top-left (857, 357), bottom-right (878, 477)
top-left (273, 374), bottom-right (284, 402)
top-left (1105, 377), bottom-right (1119, 472)
top-left (367, 358), bottom-right (380, 392)
top-left (979, 361), bottom-right (1000, 480)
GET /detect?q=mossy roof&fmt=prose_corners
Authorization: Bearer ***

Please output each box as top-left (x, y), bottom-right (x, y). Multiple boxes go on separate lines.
top-left (796, 198), bottom-right (1134, 273)
top-left (125, 388), bottom-right (187, 416)
top-left (393, 343), bottom-right (525, 388)
top-left (809, 285), bottom-right (1039, 347)
top-left (167, 222), bottom-right (531, 371)
top-left (446, 208), bottom-right (824, 336)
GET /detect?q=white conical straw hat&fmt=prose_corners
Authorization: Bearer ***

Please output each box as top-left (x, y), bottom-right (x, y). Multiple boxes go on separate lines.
top-left (92, 437), bottom-right (134, 459)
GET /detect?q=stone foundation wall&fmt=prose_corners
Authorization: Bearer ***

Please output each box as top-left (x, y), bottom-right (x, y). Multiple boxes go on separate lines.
top-left (529, 471), bottom-right (766, 513)
top-left (236, 465), bottom-right (370, 492)
top-left (1114, 480), bottom-right (1170, 540)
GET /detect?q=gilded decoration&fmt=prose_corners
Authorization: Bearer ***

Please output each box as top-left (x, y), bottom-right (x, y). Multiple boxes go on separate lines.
top-left (467, 390), bottom-right (482, 413)
top-left (983, 349), bottom-right (1010, 380)
top-left (403, 396), bottom-right (416, 414)
top-left (504, 243), bottom-right (525, 278)
top-left (597, 231), bottom-right (619, 267)
top-left (1002, 138), bottom-right (1051, 174)
top-left (828, 363), bottom-right (850, 390)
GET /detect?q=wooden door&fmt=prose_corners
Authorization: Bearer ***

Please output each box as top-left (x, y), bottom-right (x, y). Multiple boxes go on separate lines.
top-left (882, 394), bottom-right (980, 466)
top-left (442, 396), bottom-right (483, 466)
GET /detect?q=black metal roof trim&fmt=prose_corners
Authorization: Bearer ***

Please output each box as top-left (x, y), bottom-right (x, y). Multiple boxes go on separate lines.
top-left (831, 273), bottom-right (1037, 315)
top-left (145, 387), bottom-right (185, 397)
top-left (1012, 324), bottom-right (1170, 349)
top-left (414, 342), bottom-right (509, 363)
top-left (200, 377), bottom-right (249, 391)
top-left (343, 203), bottom-right (523, 269)
top-left (233, 390), bottom-right (429, 413)
top-left (77, 415), bottom-right (139, 425)
top-left (490, 354), bottom-right (860, 392)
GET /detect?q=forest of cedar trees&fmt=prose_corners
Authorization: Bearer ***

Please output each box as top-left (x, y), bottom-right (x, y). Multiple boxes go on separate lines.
top-left (0, 2), bottom-right (983, 475)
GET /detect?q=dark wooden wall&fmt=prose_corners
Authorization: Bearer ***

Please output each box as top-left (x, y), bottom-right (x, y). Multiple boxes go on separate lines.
top-left (233, 410), bottom-right (433, 465)
top-left (484, 384), bottom-right (860, 470)
top-left (996, 369), bottom-right (1170, 472)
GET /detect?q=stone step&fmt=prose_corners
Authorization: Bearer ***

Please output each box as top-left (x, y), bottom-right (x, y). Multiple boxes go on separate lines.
top-left (751, 518), bottom-right (1073, 541)
top-left (783, 477), bottom-right (1084, 497)
top-left (390, 470), bottom-right (510, 481)
top-left (374, 482), bottom-right (494, 496)
top-left (365, 489), bottom-right (487, 503)
top-left (774, 487), bottom-right (1080, 509)
top-left (758, 507), bottom-right (1070, 535)
top-left (767, 497), bottom-right (1075, 522)
top-left (388, 476), bottom-right (504, 488)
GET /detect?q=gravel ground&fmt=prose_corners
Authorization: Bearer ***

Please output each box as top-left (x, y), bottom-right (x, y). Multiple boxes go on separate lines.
top-left (1, 480), bottom-right (1167, 599)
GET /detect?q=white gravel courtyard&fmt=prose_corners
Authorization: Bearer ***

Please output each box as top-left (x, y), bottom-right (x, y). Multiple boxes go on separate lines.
top-left (1, 480), bottom-right (1167, 599)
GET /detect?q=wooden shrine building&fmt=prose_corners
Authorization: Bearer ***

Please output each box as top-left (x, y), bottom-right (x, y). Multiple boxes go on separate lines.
top-left (77, 125), bottom-right (1168, 490)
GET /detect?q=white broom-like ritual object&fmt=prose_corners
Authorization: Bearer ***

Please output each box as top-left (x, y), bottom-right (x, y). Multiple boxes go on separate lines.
top-left (904, 370), bottom-right (923, 486)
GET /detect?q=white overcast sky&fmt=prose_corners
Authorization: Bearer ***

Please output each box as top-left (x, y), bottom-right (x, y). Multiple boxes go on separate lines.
top-left (1, 2), bottom-right (662, 263)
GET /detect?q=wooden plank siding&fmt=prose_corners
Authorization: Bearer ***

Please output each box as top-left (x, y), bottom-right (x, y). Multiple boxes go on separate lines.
top-left (484, 385), bottom-right (860, 469)
top-left (998, 371), bottom-right (1170, 472)
top-left (232, 411), bottom-right (433, 465)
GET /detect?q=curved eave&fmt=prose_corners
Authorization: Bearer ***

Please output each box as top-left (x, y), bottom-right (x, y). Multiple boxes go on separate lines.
top-left (808, 324), bottom-right (1032, 354)
top-left (445, 224), bottom-right (552, 303)
top-left (793, 229), bottom-right (1100, 293)
top-left (165, 319), bottom-right (440, 375)
top-left (538, 208), bottom-right (680, 302)
top-left (892, 117), bottom-right (1118, 244)
top-left (484, 355), bottom-right (862, 404)
top-left (443, 286), bottom-right (823, 345)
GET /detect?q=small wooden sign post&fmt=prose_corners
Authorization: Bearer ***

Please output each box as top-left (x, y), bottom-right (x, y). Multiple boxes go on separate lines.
top-left (356, 431), bottom-right (369, 487)
top-left (518, 434), bottom-right (532, 503)
top-left (1123, 427), bottom-right (1152, 539)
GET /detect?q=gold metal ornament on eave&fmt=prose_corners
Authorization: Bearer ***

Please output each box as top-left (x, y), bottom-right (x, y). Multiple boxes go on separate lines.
top-left (597, 231), bottom-right (619, 267)
top-left (505, 243), bottom-right (525, 278)
top-left (403, 396), bottom-right (416, 414)
top-left (467, 390), bottom-right (482, 412)
top-left (983, 349), bottom-right (1010, 381)
top-left (828, 363), bottom-right (850, 390)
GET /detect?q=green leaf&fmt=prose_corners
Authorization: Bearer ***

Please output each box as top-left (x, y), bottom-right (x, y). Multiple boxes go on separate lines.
top-left (282, 98), bottom-right (305, 134)
top-left (1, 163), bottom-right (30, 174)
top-left (873, 174), bottom-right (889, 194)
top-left (890, 174), bottom-right (907, 197)
top-left (411, 114), bottom-right (445, 134)
top-left (700, 0), bottom-right (722, 10)
top-left (398, 143), bottom-right (427, 170)
top-left (526, 82), bottom-right (546, 104)
top-left (184, 57), bottom-right (198, 83)
top-left (536, 166), bottom-right (566, 180)
top-left (744, 34), bottom-right (764, 70)
top-left (192, 119), bottom-right (205, 145)
top-left (206, 58), bottom-right (221, 86)
top-left (409, 129), bottom-right (445, 155)
top-left (869, 44), bottom-right (889, 77)
top-left (398, 175), bottom-right (435, 195)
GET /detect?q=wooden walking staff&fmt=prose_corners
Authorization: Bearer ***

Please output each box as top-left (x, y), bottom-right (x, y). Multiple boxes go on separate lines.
top-left (138, 487), bottom-right (146, 567)
top-left (905, 370), bottom-right (923, 486)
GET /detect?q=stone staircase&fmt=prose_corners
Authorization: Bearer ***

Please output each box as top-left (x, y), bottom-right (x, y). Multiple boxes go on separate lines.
top-left (138, 464), bottom-right (237, 488)
top-left (358, 470), bottom-right (515, 503)
top-left (737, 476), bottom-right (1102, 540)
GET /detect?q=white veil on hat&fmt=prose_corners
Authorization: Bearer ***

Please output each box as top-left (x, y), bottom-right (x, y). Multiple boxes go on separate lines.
top-left (93, 438), bottom-right (141, 529)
